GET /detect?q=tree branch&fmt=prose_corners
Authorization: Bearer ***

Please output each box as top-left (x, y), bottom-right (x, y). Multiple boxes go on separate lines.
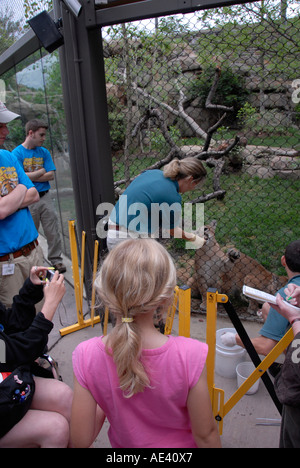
top-left (205, 67), bottom-right (234, 112)
top-left (133, 83), bottom-right (209, 140)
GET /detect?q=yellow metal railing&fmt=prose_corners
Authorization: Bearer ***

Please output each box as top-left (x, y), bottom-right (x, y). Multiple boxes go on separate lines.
top-left (60, 220), bottom-right (192, 338)
top-left (60, 220), bottom-right (101, 336)
top-left (206, 289), bottom-right (294, 434)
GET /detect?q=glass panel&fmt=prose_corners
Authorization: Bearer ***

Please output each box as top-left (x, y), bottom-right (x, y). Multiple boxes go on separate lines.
top-left (1, 50), bottom-right (74, 258)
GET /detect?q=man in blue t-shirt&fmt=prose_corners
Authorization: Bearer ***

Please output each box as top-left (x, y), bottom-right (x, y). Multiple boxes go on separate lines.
top-left (0, 102), bottom-right (43, 307)
top-left (13, 120), bottom-right (66, 274)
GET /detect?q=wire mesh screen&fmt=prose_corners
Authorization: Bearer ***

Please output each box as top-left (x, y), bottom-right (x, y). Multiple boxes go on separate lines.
top-left (0, 0), bottom-right (53, 55)
top-left (103, 3), bottom-right (300, 319)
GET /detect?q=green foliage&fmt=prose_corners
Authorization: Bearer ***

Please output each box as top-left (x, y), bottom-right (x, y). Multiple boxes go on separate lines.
top-left (107, 95), bottom-right (126, 151)
top-left (180, 172), bottom-right (300, 274)
top-left (24, 0), bottom-right (53, 20)
top-left (294, 102), bottom-right (300, 122)
top-left (186, 65), bottom-right (249, 114)
top-left (237, 103), bottom-right (258, 129)
top-left (0, 8), bottom-right (21, 55)
top-left (148, 126), bottom-right (181, 154)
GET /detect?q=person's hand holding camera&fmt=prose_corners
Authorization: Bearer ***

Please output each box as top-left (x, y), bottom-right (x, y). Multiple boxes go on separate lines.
top-left (41, 270), bottom-right (66, 322)
top-left (30, 266), bottom-right (53, 285)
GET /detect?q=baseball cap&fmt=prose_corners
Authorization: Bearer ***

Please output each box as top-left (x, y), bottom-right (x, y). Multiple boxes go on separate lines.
top-left (0, 101), bottom-right (20, 123)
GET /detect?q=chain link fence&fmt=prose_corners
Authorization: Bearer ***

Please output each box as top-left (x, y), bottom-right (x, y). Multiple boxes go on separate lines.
top-left (1, 1), bottom-right (300, 319)
top-left (0, 0), bottom-right (52, 55)
top-left (103, 3), bottom-right (300, 319)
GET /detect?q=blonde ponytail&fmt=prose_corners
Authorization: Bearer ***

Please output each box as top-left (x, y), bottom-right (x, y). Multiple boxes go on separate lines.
top-left (163, 157), bottom-right (206, 181)
top-left (95, 238), bottom-right (176, 397)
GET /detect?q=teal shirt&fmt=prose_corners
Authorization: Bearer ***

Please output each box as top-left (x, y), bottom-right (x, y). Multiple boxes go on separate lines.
top-left (0, 150), bottom-right (38, 256)
top-left (110, 170), bottom-right (182, 233)
top-left (260, 275), bottom-right (300, 342)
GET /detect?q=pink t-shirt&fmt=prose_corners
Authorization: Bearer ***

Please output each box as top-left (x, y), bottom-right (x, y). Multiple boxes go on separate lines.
top-left (72, 335), bottom-right (208, 448)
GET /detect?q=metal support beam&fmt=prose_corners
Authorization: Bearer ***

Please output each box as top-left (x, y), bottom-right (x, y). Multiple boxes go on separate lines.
top-left (54, 0), bottom-right (115, 294)
top-left (94, 0), bottom-right (258, 27)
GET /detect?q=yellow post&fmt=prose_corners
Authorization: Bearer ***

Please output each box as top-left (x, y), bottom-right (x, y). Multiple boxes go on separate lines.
top-left (205, 289), bottom-right (228, 434)
top-left (90, 240), bottom-right (99, 326)
top-left (68, 220), bottom-right (84, 327)
top-left (80, 231), bottom-right (86, 315)
top-left (178, 286), bottom-right (191, 338)
top-left (205, 289), bottom-right (294, 435)
top-left (103, 307), bottom-right (109, 336)
top-left (206, 289), bottom-right (228, 396)
top-left (60, 221), bottom-right (101, 336)
top-left (164, 286), bottom-right (179, 335)
top-left (223, 327), bottom-right (294, 418)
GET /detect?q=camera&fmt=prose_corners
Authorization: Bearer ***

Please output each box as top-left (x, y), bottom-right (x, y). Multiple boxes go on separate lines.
top-left (45, 269), bottom-right (55, 282)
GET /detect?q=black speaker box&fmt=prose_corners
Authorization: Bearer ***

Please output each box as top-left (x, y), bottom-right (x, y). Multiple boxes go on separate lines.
top-left (28, 12), bottom-right (64, 53)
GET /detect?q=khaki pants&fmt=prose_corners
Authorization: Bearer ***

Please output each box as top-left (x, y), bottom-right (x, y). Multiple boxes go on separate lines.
top-left (0, 244), bottom-right (44, 309)
top-left (30, 191), bottom-right (63, 265)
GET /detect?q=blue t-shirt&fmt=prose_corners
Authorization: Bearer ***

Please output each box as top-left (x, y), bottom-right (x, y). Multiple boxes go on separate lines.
top-left (12, 145), bottom-right (56, 193)
top-left (260, 275), bottom-right (300, 342)
top-left (0, 150), bottom-right (38, 255)
top-left (110, 170), bottom-right (182, 234)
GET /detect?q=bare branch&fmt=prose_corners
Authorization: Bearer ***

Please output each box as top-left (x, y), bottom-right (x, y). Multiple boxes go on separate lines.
top-left (202, 112), bottom-right (228, 152)
top-left (115, 68), bottom-right (240, 202)
top-left (133, 84), bottom-right (209, 140)
top-left (189, 190), bottom-right (226, 204)
top-left (205, 67), bottom-right (234, 112)
top-left (195, 135), bottom-right (240, 160)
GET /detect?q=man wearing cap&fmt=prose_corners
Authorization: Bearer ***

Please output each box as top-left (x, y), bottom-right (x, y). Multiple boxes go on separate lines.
top-left (0, 102), bottom-right (43, 307)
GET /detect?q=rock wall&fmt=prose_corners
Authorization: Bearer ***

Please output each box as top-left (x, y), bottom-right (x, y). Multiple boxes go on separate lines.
top-left (241, 145), bottom-right (300, 179)
top-left (181, 143), bottom-right (300, 180)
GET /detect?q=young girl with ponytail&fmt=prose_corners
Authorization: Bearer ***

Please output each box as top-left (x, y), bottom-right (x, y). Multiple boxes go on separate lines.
top-left (71, 238), bottom-right (221, 448)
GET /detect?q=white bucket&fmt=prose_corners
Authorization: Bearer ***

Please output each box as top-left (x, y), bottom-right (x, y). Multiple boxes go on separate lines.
top-left (215, 328), bottom-right (246, 379)
top-left (236, 361), bottom-right (260, 395)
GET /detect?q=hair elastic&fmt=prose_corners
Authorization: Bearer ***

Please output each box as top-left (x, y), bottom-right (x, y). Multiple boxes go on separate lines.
top-left (122, 317), bottom-right (134, 323)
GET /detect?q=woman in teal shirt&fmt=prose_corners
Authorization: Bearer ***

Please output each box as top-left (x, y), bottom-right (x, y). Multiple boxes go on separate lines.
top-left (107, 157), bottom-right (207, 250)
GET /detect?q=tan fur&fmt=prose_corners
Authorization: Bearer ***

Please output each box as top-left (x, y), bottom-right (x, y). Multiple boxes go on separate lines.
top-left (192, 220), bottom-right (287, 314)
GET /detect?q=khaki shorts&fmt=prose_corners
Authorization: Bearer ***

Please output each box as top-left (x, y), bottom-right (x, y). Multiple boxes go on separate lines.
top-left (0, 244), bottom-right (44, 309)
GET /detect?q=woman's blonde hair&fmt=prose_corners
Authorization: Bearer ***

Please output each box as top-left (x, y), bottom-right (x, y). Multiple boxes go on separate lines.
top-left (163, 157), bottom-right (206, 181)
top-left (95, 238), bottom-right (177, 398)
